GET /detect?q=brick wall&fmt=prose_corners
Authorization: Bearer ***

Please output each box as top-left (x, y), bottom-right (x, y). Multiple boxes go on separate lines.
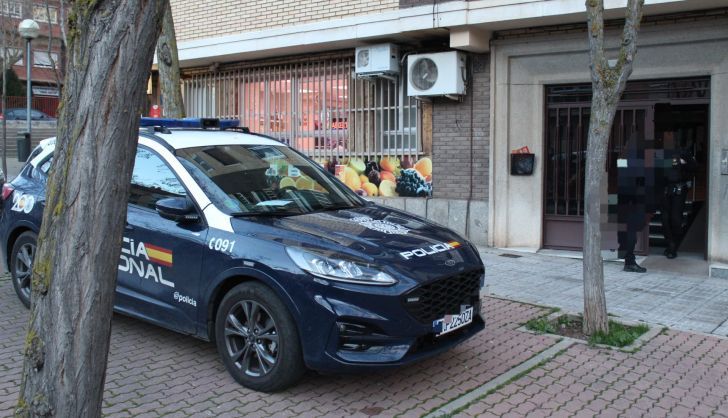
top-left (171, 0), bottom-right (399, 42)
top-left (432, 53), bottom-right (489, 201)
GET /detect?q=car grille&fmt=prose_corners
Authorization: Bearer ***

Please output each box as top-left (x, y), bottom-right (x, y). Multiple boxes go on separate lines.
top-left (402, 269), bottom-right (483, 323)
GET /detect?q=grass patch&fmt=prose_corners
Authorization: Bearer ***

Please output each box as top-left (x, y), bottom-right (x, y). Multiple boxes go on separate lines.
top-left (522, 306), bottom-right (561, 334)
top-left (525, 313), bottom-right (650, 349)
top-left (525, 318), bottom-right (556, 334)
top-left (588, 321), bottom-right (649, 347)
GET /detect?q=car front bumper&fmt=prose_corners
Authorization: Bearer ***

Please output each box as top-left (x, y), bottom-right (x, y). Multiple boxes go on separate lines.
top-left (291, 269), bottom-right (485, 373)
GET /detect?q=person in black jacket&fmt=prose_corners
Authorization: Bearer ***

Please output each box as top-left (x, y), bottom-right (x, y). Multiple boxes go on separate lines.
top-left (659, 133), bottom-right (696, 259)
top-left (616, 135), bottom-right (651, 273)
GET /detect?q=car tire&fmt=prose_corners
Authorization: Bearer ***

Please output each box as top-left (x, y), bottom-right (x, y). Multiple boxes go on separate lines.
top-left (215, 281), bottom-right (305, 392)
top-left (10, 231), bottom-right (37, 309)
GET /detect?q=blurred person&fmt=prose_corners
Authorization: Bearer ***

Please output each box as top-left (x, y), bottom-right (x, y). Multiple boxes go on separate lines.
top-left (659, 133), bottom-right (696, 259)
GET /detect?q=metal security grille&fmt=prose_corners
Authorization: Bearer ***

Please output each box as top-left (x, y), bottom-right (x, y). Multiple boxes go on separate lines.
top-left (181, 56), bottom-right (421, 163)
top-left (545, 106), bottom-right (648, 217)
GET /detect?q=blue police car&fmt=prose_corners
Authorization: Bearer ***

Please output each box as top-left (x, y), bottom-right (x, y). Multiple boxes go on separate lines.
top-left (0, 118), bottom-right (485, 391)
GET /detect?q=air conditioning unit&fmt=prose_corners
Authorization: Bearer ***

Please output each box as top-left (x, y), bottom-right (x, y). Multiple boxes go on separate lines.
top-left (407, 51), bottom-right (467, 97)
top-left (355, 44), bottom-right (400, 76)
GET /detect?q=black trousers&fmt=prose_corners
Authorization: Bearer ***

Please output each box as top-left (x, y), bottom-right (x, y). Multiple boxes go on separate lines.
top-left (661, 187), bottom-right (688, 251)
top-left (617, 202), bottom-right (645, 265)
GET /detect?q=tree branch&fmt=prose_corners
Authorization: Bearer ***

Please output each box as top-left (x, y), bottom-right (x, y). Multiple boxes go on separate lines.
top-left (615, 0), bottom-right (645, 89)
top-left (585, 0), bottom-right (607, 87)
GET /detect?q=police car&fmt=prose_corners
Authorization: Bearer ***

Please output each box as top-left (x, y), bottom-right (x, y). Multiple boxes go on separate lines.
top-left (0, 118), bottom-right (485, 391)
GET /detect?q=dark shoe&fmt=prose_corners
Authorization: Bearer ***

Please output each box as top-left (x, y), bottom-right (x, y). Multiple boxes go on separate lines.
top-left (624, 263), bottom-right (647, 273)
top-left (664, 249), bottom-right (677, 259)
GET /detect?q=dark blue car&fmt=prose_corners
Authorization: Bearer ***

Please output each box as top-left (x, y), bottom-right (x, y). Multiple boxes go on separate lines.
top-left (0, 118), bottom-right (485, 391)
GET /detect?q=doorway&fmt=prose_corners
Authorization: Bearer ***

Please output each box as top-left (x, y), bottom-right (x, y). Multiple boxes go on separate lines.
top-left (641, 103), bottom-right (710, 272)
top-left (543, 77), bottom-right (710, 261)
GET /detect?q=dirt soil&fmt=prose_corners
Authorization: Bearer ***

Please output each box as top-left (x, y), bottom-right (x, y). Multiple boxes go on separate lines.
top-left (553, 318), bottom-right (589, 341)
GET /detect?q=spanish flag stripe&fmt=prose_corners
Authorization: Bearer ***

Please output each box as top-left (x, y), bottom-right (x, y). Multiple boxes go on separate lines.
top-left (448, 241), bottom-right (462, 248)
top-left (145, 243), bottom-right (173, 267)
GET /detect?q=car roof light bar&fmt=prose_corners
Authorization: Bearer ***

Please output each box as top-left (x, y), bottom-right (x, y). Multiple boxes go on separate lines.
top-left (139, 117), bottom-right (240, 129)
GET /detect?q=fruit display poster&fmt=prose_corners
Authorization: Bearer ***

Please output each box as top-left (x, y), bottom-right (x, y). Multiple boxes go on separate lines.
top-left (321, 156), bottom-right (433, 198)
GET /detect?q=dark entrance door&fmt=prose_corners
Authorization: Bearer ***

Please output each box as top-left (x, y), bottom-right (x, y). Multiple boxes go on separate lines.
top-left (652, 103), bottom-right (710, 256)
top-left (543, 77), bottom-right (710, 253)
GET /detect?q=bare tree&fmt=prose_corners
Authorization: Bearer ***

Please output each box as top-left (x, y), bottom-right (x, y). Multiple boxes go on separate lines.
top-left (43, 0), bottom-right (63, 88)
top-left (16, 0), bottom-right (166, 416)
top-left (156, 1), bottom-right (184, 117)
top-left (1, 0), bottom-right (26, 177)
top-left (582, 0), bottom-right (644, 335)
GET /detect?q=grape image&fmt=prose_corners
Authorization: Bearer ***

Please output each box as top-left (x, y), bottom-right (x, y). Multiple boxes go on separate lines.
top-left (395, 168), bottom-right (432, 197)
top-left (367, 169), bottom-right (381, 186)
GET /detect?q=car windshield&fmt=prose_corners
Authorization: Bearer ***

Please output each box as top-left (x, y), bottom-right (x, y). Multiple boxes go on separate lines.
top-left (176, 144), bottom-right (364, 216)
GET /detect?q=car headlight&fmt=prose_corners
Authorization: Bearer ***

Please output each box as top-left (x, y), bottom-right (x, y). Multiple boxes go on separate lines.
top-left (286, 247), bottom-right (397, 286)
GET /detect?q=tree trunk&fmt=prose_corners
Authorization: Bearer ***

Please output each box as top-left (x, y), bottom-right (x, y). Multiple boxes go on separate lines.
top-left (16, 1), bottom-right (166, 417)
top-left (582, 90), bottom-right (616, 335)
top-left (582, 0), bottom-right (644, 335)
top-left (156, 1), bottom-right (185, 118)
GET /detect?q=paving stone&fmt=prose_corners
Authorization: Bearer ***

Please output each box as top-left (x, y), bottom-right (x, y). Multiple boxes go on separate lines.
top-left (0, 277), bottom-right (554, 417)
top-left (455, 319), bottom-right (728, 418)
top-left (4, 267), bottom-right (728, 418)
top-left (478, 247), bottom-right (728, 336)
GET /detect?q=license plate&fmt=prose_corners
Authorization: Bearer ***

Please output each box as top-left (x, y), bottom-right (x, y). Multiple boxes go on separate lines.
top-left (433, 306), bottom-right (473, 336)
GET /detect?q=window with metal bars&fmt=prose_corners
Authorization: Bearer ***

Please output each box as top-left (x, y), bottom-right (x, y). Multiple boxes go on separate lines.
top-left (181, 56), bottom-right (432, 198)
top-left (180, 57), bottom-right (421, 162)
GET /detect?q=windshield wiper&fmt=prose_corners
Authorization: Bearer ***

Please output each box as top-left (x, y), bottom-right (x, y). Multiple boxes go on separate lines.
top-left (309, 202), bottom-right (362, 213)
top-left (230, 210), bottom-right (302, 218)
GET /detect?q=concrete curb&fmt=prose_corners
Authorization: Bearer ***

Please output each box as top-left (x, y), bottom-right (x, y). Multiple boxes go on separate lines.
top-left (423, 339), bottom-right (574, 418)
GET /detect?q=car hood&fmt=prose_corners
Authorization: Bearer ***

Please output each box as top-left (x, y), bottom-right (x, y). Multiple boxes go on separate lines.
top-left (231, 203), bottom-right (483, 283)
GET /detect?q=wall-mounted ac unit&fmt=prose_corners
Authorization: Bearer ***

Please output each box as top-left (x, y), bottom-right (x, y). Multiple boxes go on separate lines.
top-left (407, 51), bottom-right (466, 97)
top-left (355, 44), bottom-right (400, 76)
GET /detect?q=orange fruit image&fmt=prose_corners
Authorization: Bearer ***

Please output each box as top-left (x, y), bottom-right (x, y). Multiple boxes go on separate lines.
top-left (363, 182), bottom-right (378, 197)
top-left (380, 171), bottom-right (396, 183)
top-left (414, 157), bottom-right (432, 178)
top-left (379, 157), bottom-right (400, 173)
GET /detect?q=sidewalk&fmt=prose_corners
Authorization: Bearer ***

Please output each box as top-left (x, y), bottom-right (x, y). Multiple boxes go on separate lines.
top-left (2, 158), bottom-right (25, 180)
top-left (478, 247), bottom-right (728, 337)
top-left (2, 273), bottom-right (727, 417)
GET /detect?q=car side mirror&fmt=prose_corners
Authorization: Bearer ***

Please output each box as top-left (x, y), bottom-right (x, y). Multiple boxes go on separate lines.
top-left (155, 197), bottom-right (199, 223)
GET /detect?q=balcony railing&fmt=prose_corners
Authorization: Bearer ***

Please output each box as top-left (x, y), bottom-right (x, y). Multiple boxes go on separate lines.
top-left (3, 96), bottom-right (60, 118)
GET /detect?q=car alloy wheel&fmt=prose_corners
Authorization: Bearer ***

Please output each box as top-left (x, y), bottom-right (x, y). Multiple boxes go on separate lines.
top-left (215, 282), bottom-right (304, 391)
top-left (14, 241), bottom-right (35, 301)
top-left (224, 300), bottom-right (279, 377)
top-left (10, 231), bottom-right (37, 308)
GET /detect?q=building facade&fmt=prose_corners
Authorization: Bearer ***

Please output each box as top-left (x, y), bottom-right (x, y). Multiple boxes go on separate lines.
top-left (168, 0), bottom-right (728, 272)
top-left (1, 0), bottom-right (64, 114)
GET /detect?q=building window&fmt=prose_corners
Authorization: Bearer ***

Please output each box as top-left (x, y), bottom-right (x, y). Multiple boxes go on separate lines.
top-left (2, 1), bottom-right (22, 18)
top-left (182, 56), bottom-right (421, 160)
top-left (32, 5), bottom-right (58, 24)
top-left (33, 51), bottom-right (59, 68)
top-left (181, 55), bottom-right (431, 198)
